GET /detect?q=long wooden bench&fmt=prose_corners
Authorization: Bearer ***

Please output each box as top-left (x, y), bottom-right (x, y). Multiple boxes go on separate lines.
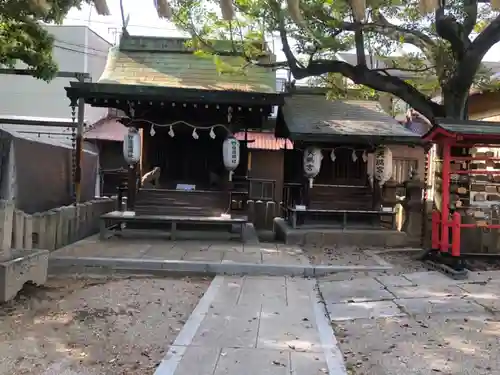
top-left (287, 207), bottom-right (396, 229)
top-left (100, 211), bottom-right (248, 241)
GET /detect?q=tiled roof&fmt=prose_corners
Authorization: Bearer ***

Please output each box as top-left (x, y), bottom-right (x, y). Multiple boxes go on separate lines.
top-left (436, 118), bottom-right (500, 135)
top-left (84, 117), bottom-right (127, 142)
top-left (234, 131), bottom-right (292, 150)
top-left (98, 35), bottom-right (277, 94)
top-left (280, 95), bottom-right (419, 141)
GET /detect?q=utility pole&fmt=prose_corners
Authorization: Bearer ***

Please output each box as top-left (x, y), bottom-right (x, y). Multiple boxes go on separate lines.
top-left (75, 73), bottom-right (87, 203)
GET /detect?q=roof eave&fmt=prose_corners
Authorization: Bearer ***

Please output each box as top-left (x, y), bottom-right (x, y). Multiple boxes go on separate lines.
top-left (65, 82), bottom-right (285, 107)
top-left (288, 132), bottom-right (424, 145)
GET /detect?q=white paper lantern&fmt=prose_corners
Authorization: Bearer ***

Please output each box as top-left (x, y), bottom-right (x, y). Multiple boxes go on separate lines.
top-left (222, 137), bottom-right (240, 181)
top-left (374, 146), bottom-right (393, 185)
top-left (303, 147), bottom-right (322, 187)
top-left (123, 128), bottom-right (141, 164)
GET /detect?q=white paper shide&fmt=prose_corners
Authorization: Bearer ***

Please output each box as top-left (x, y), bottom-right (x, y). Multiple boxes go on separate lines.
top-left (222, 136), bottom-right (240, 181)
top-left (374, 146), bottom-right (393, 185)
top-left (123, 128), bottom-right (141, 164)
top-left (303, 147), bottom-right (322, 188)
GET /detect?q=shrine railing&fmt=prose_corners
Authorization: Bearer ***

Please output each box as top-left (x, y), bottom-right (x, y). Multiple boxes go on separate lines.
top-left (281, 183), bottom-right (303, 215)
top-left (248, 178), bottom-right (276, 201)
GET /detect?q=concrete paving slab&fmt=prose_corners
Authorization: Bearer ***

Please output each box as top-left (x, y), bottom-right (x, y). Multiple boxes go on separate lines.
top-left (172, 241), bottom-right (212, 252)
top-left (466, 270), bottom-right (500, 284)
top-left (395, 296), bottom-right (486, 315)
top-left (257, 307), bottom-right (322, 352)
top-left (165, 346), bottom-right (220, 375)
top-left (53, 242), bottom-right (151, 258)
top-left (290, 352), bottom-right (329, 375)
top-left (251, 243), bottom-right (278, 253)
top-left (261, 252), bottom-right (309, 265)
top-left (212, 348), bottom-right (289, 375)
top-left (208, 243), bottom-right (244, 253)
top-left (319, 278), bottom-right (394, 303)
top-left (285, 277), bottom-right (315, 308)
top-left (458, 282), bottom-right (500, 312)
top-left (327, 300), bottom-right (405, 321)
top-left (141, 244), bottom-right (185, 260)
top-left (387, 284), bottom-right (467, 299)
top-left (332, 316), bottom-right (450, 375)
top-left (208, 276), bottom-right (244, 308)
top-left (237, 276), bottom-right (287, 308)
top-left (403, 271), bottom-right (457, 286)
top-left (183, 249), bottom-right (225, 262)
top-left (375, 275), bottom-right (415, 287)
top-left (190, 305), bottom-right (261, 348)
top-left (222, 251), bottom-right (262, 264)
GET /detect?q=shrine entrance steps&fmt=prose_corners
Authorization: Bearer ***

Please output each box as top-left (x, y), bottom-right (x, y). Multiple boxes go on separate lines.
top-left (274, 217), bottom-right (408, 248)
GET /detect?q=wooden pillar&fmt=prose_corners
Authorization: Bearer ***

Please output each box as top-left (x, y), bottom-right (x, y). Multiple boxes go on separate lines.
top-left (372, 180), bottom-right (382, 209)
top-left (127, 164), bottom-right (137, 211)
top-left (440, 141), bottom-right (451, 252)
top-left (303, 176), bottom-right (310, 207)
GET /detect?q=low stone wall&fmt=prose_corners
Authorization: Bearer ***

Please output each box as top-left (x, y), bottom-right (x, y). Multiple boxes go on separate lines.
top-left (5, 198), bottom-right (116, 251)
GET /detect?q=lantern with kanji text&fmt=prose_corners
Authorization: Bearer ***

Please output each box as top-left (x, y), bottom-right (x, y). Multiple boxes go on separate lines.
top-left (222, 137), bottom-right (240, 181)
top-left (374, 146), bottom-right (393, 185)
top-left (303, 147), bottom-right (322, 188)
top-left (123, 128), bottom-right (141, 164)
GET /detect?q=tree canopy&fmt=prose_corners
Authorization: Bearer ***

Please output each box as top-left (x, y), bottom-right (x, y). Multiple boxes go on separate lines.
top-left (170, 0), bottom-right (500, 121)
top-left (0, 0), bottom-right (110, 81)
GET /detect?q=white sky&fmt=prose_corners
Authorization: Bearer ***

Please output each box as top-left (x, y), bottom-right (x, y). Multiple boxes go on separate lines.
top-left (63, 0), bottom-right (500, 69)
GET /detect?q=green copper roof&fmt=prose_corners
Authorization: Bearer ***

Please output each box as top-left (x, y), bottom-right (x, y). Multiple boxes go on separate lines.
top-left (98, 35), bottom-right (277, 94)
top-left (437, 118), bottom-right (500, 135)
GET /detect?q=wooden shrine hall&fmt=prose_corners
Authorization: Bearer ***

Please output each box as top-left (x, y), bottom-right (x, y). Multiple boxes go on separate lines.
top-left (65, 34), bottom-right (284, 240)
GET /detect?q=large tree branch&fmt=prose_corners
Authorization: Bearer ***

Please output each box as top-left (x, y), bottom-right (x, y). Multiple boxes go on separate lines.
top-left (450, 13), bottom-right (500, 94)
top-left (435, 3), bottom-right (470, 57)
top-left (274, 15), bottom-right (444, 121)
top-left (295, 59), bottom-right (444, 121)
top-left (369, 11), bottom-right (436, 57)
top-left (463, 0), bottom-right (479, 37)
top-left (309, 9), bottom-right (436, 58)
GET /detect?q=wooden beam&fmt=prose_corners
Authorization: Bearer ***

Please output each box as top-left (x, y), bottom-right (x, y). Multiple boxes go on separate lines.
top-left (0, 69), bottom-right (90, 80)
top-left (0, 116), bottom-right (78, 127)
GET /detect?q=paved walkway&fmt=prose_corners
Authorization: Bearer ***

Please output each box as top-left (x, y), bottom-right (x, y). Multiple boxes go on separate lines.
top-left (153, 275), bottom-right (346, 375)
top-left (50, 236), bottom-right (393, 276)
top-left (52, 236), bottom-right (311, 266)
top-left (319, 270), bottom-right (500, 374)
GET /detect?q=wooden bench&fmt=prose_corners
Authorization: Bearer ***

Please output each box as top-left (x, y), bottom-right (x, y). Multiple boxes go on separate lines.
top-left (100, 211), bottom-right (248, 241)
top-left (287, 207), bottom-right (396, 229)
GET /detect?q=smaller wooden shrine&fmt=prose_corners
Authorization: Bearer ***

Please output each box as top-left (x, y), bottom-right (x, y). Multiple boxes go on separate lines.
top-left (423, 118), bottom-right (500, 274)
top-left (275, 89), bottom-right (423, 229)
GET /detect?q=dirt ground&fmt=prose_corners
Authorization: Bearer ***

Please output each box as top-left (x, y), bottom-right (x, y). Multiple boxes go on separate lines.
top-left (304, 245), bottom-right (380, 266)
top-left (0, 275), bottom-right (210, 375)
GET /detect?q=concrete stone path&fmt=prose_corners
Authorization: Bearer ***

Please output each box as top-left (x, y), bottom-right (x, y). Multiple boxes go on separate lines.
top-left (153, 276), bottom-right (347, 375)
top-left (319, 270), bottom-right (500, 374)
top-left (49, 236), bottom-right (393, 276)
top-left (51, 236), bottom-right (311, 266)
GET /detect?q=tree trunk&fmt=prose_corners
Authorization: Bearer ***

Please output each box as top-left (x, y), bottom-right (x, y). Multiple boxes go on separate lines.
top-left (442, 89), bottom-right (469, 120)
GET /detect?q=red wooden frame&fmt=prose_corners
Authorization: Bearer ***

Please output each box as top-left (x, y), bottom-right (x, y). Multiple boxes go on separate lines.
top-left (426, 124), bottom-right (500, 258)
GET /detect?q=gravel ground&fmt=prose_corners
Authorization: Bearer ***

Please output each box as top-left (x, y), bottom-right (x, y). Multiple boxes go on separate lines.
top-left (375, 250), bottom-right (428, 273)
top-left (0, 275), bottom-right (210, 375)
top-left (304, 245), bottom-right (380, 266)
top-left (466, 257), bottom-right (500, 271)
